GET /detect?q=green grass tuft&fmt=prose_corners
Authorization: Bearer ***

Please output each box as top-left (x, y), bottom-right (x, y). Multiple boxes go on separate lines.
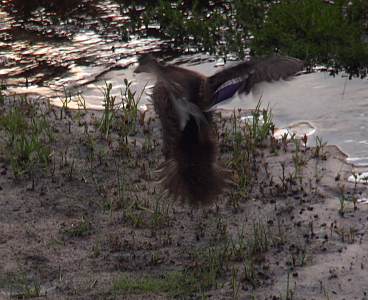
top-left (112, 270), bottom-right (199, 296)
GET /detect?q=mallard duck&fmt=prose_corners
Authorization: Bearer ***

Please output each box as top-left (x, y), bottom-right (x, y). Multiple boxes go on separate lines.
top-left (135, 54), bottom-right (303, 206)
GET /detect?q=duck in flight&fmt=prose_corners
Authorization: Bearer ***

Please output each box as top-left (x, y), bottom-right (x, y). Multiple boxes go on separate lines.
top-left (134, 54), bottom-right (303, 206)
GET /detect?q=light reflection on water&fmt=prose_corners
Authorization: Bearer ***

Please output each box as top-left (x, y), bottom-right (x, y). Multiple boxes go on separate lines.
top-left (0, 0), bottom-right (164, 97)
top-left (1, 2), bottom-right (368, 165)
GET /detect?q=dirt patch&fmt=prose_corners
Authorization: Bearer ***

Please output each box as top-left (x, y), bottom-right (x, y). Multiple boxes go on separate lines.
top-left (0, 96), bottom-right (367, 299)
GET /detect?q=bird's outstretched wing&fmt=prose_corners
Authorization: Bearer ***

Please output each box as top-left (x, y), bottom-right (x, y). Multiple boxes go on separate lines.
top-left (207, 56), bottom-right (304, 107)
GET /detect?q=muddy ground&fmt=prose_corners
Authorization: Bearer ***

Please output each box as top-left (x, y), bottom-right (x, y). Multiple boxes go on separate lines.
top-left (0, 97), bottom-right (367, 300)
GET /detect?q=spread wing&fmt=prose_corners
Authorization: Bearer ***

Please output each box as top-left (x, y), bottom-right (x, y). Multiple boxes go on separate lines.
top-left (206, 56), bottom-right (304, 107)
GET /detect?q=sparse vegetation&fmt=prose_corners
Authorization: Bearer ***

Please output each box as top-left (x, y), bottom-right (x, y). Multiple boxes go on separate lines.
top-left (0, 82), bottom-right (366, 299)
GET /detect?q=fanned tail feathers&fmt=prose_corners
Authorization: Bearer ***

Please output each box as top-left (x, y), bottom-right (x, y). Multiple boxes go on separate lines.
top-left (156, 158), bottom-right (230, 206)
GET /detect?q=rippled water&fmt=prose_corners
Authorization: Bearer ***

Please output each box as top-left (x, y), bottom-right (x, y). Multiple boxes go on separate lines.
top-left (0, 0), bottom-right (166, 101)
top-left (1, 1), bottom-right (368, 165)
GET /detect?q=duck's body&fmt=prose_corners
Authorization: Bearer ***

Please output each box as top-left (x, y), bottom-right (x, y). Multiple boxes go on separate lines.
top-left (151, 80), bottom-right (227, 206)
top-left (135, 54), bottom-right (303, 206)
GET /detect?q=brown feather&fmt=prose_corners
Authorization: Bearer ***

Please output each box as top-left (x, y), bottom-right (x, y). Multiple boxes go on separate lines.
top-left (134, 54), bottom-right (303, 206)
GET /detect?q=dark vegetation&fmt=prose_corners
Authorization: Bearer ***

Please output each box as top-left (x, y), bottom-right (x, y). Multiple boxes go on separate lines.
top-left (1, 0), bottom-right (368, 76)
